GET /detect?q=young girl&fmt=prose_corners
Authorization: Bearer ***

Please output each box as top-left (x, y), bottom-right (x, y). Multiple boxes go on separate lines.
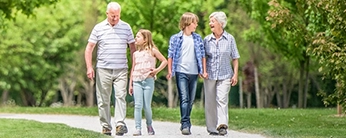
top-left (128, 29), bottom-right (167, 136)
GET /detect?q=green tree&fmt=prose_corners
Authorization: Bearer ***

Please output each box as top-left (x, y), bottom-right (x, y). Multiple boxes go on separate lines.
top-left (0, 0), bottom-right (58, 27)
top-left (304, 0), bottom-right (346, 110)
top-left (265, 0), bottom-right (346, 110)
top-left (240, 0), bottom-right (319, 108)
top-left (0, 0), bottom-right (85, 106)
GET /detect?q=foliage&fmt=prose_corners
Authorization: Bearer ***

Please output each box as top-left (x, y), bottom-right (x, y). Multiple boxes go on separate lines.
top-left (0, 0), bottom-right (85, 106)
top-left (304, 0), bottom-right (346, 109)
top-left (0, 0), bottom-right (58, 28)
top-left (264, 0), bottom-right (346, 109)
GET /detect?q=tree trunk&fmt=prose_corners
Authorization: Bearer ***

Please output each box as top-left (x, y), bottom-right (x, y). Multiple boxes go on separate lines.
top-left (303, 58), bottom-right (310, 108)
top-left (174, 85), bottom-right (179, 107)
top-left (239, 77), bottom-right (243, 108)
top-left (247, 93), bottom-right (251, 108)
top-left (275, 84), bottom-right (282, 108)
top-left (254, 67), bottom-right (262, 108)
top-left (38, 90), bottom-right (48, 107)
top-left (1, 90), bottom-right (9, 105)
top-left (298, 61), bottom-right (305, 108)
top-left (85, 81), bottom-right (95, 107)
top-left (20, 90), bottom-right (36, 106)
top-left (282, 81), bottom-right (288, 108)
top-left (337, 104), bottom-right (342, 116)
top-left (167, 79), bottom-right (174, 108)
top-left (59, 78), bottom-right (76, 106)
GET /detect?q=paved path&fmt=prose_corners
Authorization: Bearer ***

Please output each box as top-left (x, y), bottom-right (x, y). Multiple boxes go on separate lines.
top-left (0, 113), bottom-right (265, 138)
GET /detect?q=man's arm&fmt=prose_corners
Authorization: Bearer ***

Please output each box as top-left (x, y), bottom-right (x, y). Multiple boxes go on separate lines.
top-left (85, 42), bottom-right (96, 81)
top-left (129, 42), bottom-right (136, 59)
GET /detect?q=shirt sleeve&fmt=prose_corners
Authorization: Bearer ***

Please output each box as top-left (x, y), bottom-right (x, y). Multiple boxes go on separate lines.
top-left (167, 35), bottom-right (176, 58)
top-left (127, 25), bottom-right (135, 44)
top-left (88, 26), bottom-right (98, 44)
top-left (230, 35), bottom-right (240, 59)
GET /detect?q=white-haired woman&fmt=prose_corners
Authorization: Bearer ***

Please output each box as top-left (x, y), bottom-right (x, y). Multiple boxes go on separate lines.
top-left (203, 11), bottom-right (240, 136)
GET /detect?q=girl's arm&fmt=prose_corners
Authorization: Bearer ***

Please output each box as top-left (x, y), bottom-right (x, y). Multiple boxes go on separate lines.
top-left (152, 48), bottom-right (168, 75)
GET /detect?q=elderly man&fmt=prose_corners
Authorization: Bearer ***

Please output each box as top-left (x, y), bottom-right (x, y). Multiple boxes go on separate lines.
top-left (84, 2), bottom-right (135, 136)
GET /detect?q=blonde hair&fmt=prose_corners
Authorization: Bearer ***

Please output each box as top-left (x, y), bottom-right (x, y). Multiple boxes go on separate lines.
top-left (179, 12), bottom-right (199, 30)
top-left (136, 29), bottom-right (158, 55)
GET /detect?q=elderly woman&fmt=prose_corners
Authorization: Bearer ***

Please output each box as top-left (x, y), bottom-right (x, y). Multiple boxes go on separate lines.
top-left (203, 11), bottom-right (240, 136)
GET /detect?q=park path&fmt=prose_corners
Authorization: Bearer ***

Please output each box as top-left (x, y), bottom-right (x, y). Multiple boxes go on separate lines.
top-left (0, 113), bottom-right (265, 138)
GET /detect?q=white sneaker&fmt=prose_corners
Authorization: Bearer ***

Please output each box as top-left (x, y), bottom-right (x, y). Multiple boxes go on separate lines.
top-left (133, 129), bottom-right (141, 136)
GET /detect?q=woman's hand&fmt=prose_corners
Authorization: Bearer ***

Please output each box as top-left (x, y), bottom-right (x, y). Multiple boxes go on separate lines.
top-left (231, 76), bottom-right (238, 86)
top-left (128, 85), bottom-right (133, 96)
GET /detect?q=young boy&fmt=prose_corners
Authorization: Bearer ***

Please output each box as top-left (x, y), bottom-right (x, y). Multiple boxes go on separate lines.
top-left (166, 12), bottom-right (207, 135)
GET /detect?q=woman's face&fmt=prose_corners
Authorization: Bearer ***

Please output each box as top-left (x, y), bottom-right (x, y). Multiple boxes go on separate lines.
top-left (135, 32), bottom-right (145, 46)
top-left (209, 17), bottom-right (222, 32)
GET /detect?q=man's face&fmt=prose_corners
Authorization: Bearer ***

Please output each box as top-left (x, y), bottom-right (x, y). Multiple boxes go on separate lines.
top-left (106, 8), bottom-right (120, 26)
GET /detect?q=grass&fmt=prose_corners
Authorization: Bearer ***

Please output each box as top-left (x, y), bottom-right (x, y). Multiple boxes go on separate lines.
top-left (0, 106), bottom-right (345, 138)
top-left (0, 118), bottom-right (108, 138)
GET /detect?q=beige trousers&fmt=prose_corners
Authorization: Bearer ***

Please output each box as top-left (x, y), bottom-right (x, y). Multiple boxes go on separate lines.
top-left (96, 68), bottom-right (128, 130)
top-left (203, 79), bottom-right (231, 132)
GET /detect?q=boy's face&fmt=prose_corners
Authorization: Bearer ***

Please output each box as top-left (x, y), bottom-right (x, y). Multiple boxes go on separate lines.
top-left (186, 20), bottom-right (198, 32)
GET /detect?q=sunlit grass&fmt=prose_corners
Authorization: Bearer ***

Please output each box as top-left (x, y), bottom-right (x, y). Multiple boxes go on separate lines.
top-left (0, 118), bottom-right (108, 138)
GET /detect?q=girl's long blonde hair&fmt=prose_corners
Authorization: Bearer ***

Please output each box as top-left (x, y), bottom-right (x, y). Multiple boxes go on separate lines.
top-left (136, 29), bottom-right (158, 55)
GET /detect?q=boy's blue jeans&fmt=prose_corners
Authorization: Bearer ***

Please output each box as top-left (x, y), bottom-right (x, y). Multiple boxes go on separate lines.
top-left (133, 77), bottom-right (155, 129)
top-left (175, 72), bottom-right (198, 130)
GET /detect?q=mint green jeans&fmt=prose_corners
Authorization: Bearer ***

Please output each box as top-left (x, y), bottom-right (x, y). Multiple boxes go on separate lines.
top-left (133, 77), bottom-right (155, 130)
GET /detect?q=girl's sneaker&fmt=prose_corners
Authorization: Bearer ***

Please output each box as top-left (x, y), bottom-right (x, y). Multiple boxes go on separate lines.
top-left (133, 129), bottom-right (141, 136)
top-left (147, 126), bottom-right (155, 135)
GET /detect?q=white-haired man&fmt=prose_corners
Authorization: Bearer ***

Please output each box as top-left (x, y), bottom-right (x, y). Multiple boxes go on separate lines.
top-left (84, 2), bottom-right (135, 136)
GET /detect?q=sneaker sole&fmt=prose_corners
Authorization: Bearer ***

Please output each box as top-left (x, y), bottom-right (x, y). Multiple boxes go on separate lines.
top-left (181, 130), bottom-right (191, 135)
top-left (116, 125), bottom-right (128, 136)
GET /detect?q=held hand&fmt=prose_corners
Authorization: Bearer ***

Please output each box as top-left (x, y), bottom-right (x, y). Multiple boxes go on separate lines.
top-left (86, 68), bottom-right (95, 81)
top-left (202, 72), bottom-right (208, 79)
top-left (231, 76), bottom-right (238, 86)
top-left (166, 73), bottom-right (172, 80)
top-left (128, 86), bottom-right (133, 96)
top-left (199, 72), bottom-right (208, 79)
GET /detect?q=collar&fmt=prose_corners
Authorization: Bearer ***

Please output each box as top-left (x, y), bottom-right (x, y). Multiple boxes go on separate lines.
top-left (209, 30), bottom-right (228, 41)
top-left (102, 19), bottom-right (122, 26)
top-left (177, 31), bottom-right (196, 38)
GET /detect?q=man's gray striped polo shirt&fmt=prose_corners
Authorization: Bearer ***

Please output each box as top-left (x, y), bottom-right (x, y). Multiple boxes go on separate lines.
top-left (88, 19), bottom-right (135, 69)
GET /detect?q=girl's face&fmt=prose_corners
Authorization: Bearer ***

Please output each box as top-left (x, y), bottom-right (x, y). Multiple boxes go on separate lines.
top-left (135, 32), bottom-right (145, 46)
top-left (209, 17), bottom-right (222, 32)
